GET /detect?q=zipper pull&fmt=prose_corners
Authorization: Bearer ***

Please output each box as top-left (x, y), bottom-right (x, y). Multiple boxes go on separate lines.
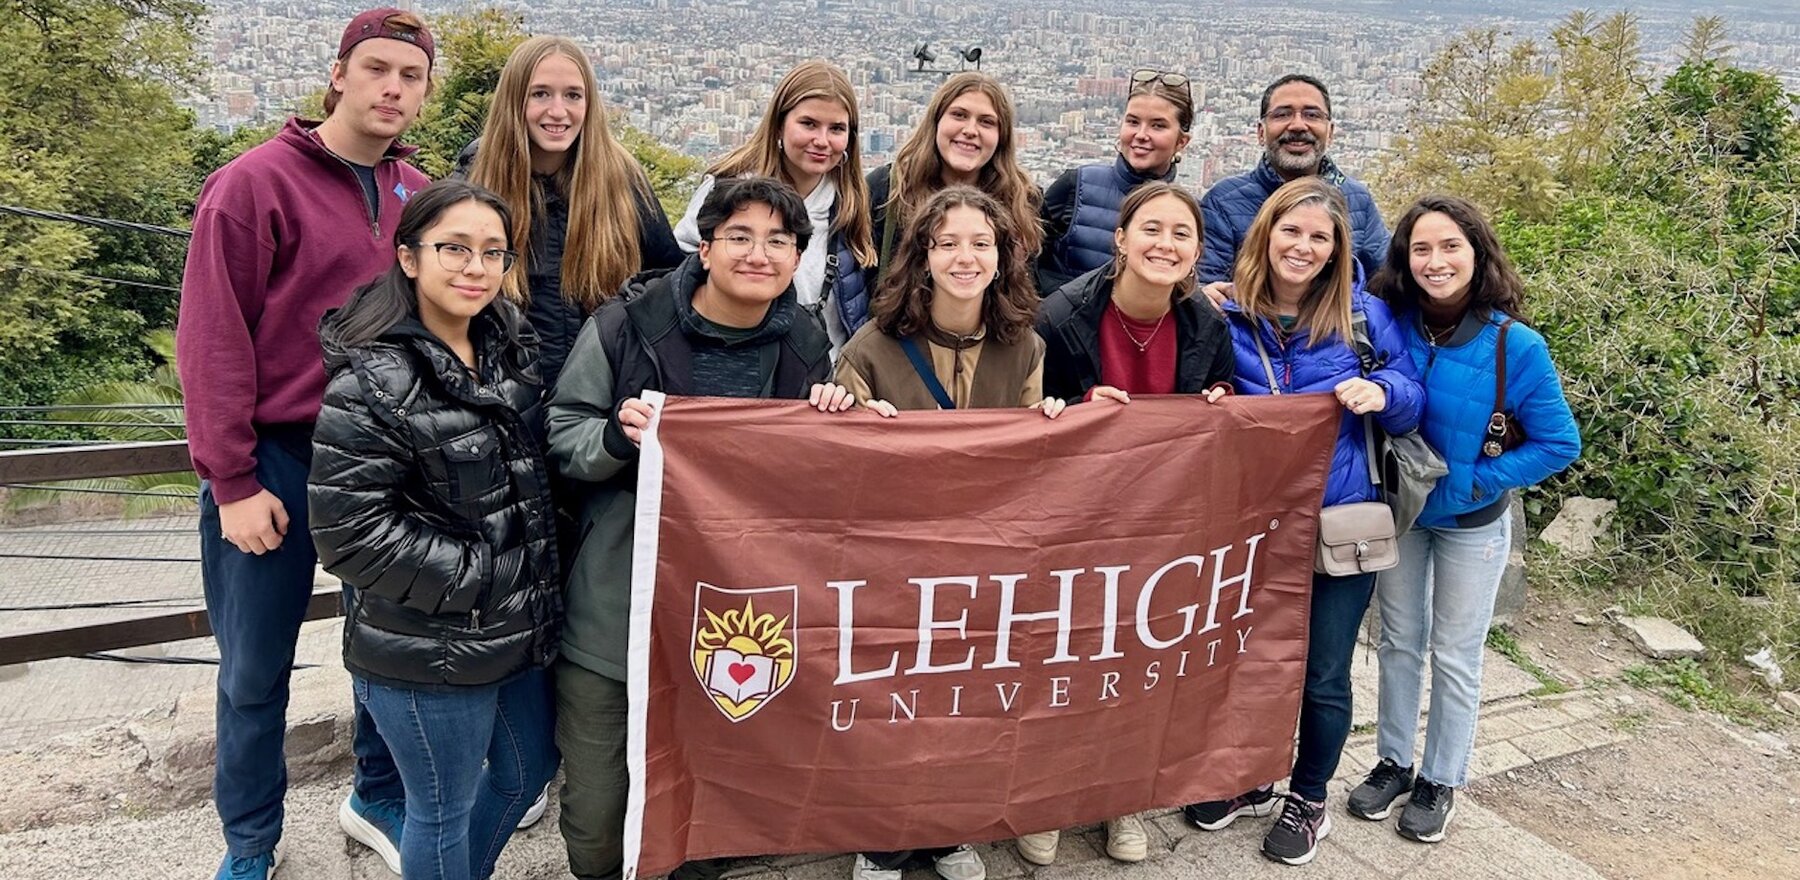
top-left (471, 608), bottom-right (482, 629)
top-left (371, 220), bottom-right (381, 240)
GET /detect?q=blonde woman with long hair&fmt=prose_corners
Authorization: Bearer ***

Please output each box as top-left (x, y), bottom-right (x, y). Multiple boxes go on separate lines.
top-left (867, 72), bottom-right (1042, 291)
top-left (674, 60), bottom-right (877, 349)
top-left (1182, 177), bottom-right (1423, 867)
top-left (460, 35), bottom-right (681, 387)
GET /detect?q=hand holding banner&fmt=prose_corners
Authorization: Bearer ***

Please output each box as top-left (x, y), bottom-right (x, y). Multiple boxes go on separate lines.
top-left (624, 393), bottom-right (1340, 877)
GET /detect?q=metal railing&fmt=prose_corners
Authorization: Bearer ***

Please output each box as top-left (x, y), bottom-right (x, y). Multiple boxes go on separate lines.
top-left (0, 440), bottom-right (341, 667)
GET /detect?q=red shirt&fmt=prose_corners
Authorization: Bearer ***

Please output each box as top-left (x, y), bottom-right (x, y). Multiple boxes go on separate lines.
top-left (1096, 302), bottom-right (1178, 395)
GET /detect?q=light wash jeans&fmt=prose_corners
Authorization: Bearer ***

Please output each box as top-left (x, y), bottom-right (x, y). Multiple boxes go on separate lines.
top-left (1373, 511), bottom-right (1512, 788)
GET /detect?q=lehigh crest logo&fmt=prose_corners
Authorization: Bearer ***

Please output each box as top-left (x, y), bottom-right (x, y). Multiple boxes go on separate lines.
top-left (691, 583), bottom-right (796, 722)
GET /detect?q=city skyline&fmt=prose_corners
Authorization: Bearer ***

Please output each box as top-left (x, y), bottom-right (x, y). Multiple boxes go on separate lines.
top-left (189, 1), bottom-right (1800, 190)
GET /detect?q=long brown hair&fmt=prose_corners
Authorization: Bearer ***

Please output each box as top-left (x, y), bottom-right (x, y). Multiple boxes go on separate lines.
top-left (871, 186), bottom-right (1038, 346)
top-left (1372, 194), bottom-right (1528, 321)
top-left (1109, 182), bottom-right (1203, 300)
top-left (469, 36), bottom-right (648, 307)
top-left (887, 72), bottom-right (1042, 257)
top-left (1232, 177), bottom-right (1355, 345)
top-left (707, 60), bottom-right (875, 267)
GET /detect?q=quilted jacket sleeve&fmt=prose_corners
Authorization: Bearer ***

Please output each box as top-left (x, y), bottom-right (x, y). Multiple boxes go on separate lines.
top-left (1363, 297), bottom-right (1425, 436)
top-left (1471, 326), bottom-right (1582, 497)
top-left (1197, 185), bottom-right (1238, 284)
top-left (308, 368), bottom-right (490, 616)
top-left (547, 315), bottom-right (636, 482)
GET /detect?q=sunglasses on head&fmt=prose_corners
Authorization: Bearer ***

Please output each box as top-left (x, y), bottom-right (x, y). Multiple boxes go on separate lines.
top-left (1131, 69), bottom-right (1191, 92)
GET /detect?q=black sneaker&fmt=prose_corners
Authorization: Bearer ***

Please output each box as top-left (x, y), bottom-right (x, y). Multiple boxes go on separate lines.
top-left (1182, 785), bottom-right (1278, 831)
top-left (1347, 758), bottom-right (1416, 821)
top-left (1396, 779), bottom-right (1455, 843)
top-left (1261, 795), bottom-right (1332, 866)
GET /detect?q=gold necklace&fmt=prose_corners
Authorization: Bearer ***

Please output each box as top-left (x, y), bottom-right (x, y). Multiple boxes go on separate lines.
top-left (1113, 304), bottom-right (1169, 353)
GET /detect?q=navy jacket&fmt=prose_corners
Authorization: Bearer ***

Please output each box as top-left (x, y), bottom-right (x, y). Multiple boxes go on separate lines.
top-left (1037, 155), bottom-right (1178, 293)
top-left (1198, 157), bottom-right (1390, 286)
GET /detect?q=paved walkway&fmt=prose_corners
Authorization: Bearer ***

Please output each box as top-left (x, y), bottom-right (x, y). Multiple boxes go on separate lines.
top-left (0, 642), bottom-right (1629, 879)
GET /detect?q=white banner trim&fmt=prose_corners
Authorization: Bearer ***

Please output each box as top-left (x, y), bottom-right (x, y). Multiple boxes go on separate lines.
top-left (621, 388), bottom-right (668, 880)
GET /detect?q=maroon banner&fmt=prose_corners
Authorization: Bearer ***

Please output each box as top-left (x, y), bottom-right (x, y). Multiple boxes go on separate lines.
top-left (623, 393), bottom-right (1340, 878)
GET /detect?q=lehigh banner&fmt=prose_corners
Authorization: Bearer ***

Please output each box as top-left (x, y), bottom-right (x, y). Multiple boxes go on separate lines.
top-left (623, 392), bottom-right (1341, 878)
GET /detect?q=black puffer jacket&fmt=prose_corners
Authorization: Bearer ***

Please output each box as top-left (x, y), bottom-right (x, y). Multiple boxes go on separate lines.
top-left (1037, 267), bottom-right (1236, 401)
top-left (309, 304), bottom-right (560, 689)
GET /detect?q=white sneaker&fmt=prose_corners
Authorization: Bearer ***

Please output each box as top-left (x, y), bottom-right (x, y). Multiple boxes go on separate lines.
top-left (337, 793), bottom-right (402, 875)
top-left (1016, 830), bottom-right (1060, 865)
top-left (852, 855), bottom-right (902, 880)
top-left (1105, 814), bottom-right (1149, 863)
top-left (932, 846), bottom-right (986, 880)
top-left (517, 785), bottom-right (550, 829)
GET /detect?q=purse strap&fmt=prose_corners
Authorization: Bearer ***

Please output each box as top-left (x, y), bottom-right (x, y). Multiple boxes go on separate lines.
top-left (1350, 312), bottom-right (1383, 488)
top-left (1250, 325), bottom-right (1281, 395)
top-left (1484, 319), bottom-right (1516, 454)
top-left (898, 335), bottom-right (956, 410)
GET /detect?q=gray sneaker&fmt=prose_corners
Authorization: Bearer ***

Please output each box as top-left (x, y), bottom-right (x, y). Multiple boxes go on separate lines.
top-left (1347, 758), bottom-right (1415, 821)
top-left (1397, 779), bottom-right (1455, 843)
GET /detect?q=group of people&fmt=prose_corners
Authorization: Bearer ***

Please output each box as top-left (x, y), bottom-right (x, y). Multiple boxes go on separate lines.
top-left (176, 8), bottom-right (1582, 880)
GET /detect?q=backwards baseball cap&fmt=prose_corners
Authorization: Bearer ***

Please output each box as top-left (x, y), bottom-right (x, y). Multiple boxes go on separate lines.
top-left (338, 7), bottom-right (435, 67)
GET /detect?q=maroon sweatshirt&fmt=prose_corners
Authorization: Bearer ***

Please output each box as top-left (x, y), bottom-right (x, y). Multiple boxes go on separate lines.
top-left (176, 118), bottom-right (431, 504)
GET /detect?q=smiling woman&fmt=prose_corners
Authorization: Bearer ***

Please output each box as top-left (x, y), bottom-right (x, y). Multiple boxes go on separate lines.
top-left (673, 60), bottom-right (879, 348)
top-left (462, 35), bottom-right (683, 388)
top-left (1197, 176), bottom-right (1426, 867)
top-left (308, 178), bottom-right (561, 880)
top-left (867, 72), bottom-right (1043, 293)
top-left (1037, 68), bottom-right (1197, 292)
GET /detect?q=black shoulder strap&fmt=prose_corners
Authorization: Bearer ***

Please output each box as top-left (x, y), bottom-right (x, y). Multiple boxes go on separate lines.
top-left (1350, 311), bottom-right (1377, 376)
top-left (898, 336), bottom-right (955, 410)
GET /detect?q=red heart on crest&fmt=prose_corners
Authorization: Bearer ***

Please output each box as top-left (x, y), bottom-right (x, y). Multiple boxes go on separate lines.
top-left (727, 663), bottom-right (756, 684)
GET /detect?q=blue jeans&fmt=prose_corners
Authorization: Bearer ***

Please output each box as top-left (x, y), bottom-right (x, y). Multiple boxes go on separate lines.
top-left (355, 667), bottom-right (560, 880)
top-left (1288, 570), bottom-right (1377, 802)
top-left (1374, 512), bottom-right (1512, 787)
top-left (200, 434), bottom-right (401, 857)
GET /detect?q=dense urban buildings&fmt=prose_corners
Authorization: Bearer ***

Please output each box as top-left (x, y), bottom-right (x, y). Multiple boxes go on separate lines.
top-left (191, 0), bottom-right (1800, 190)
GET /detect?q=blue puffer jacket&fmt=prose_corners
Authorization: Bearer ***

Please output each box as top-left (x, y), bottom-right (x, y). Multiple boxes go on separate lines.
top-left (1223, 292), bottom-right (1424, 506)
top-left (830, 206), bottom-right (874, 334)
top-left (1037, 155), bottom-right (1178, 293)
top-left (1398, 309), bottom-right (1581, 529)
top-left (1198, 157), bottom-right (1390, 285)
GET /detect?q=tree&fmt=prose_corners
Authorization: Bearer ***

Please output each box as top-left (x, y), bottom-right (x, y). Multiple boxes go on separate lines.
top-left (0, 0), bottom-right (205, 406)
top-left (1374, 11), bottom-right (1643, 219)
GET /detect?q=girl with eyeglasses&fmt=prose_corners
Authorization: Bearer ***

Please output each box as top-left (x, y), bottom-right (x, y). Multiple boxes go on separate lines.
top-left (1182, 177), bottom-right (1423, 867)
top-left (867, 72), bottom-right (1043, 293)
top-left (833, 185), bottom-right (1061, 880)
top-left (673, 60), bottom-right (878, 351)
top-left (460, 36), bottom-right (683, 390)
top-left (308, 179), bottom-right (561, 880)
top-left (1036, 69), bottom-right (1196, 294)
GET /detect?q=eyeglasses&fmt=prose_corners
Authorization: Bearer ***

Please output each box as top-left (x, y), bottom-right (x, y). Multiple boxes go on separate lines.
top-left (709, 233), bottom-right (799, 258)
top-left (1264, 106), bottom-right (1331, 124)
top-left (1131, 69), bottom-right (1192, 99)
top-left (418, 241), bottom-right (517, 273)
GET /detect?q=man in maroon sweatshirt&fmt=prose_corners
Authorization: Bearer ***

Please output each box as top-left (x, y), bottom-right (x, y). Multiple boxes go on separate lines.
top-left (176, 9), bottom-right (434, 879)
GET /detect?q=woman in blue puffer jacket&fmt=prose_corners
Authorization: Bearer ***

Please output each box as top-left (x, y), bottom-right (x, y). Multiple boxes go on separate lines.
top-left (1182, 177), bottom-right (1423, 867)
top-left (1346, 194), bottom-right (1579, 845)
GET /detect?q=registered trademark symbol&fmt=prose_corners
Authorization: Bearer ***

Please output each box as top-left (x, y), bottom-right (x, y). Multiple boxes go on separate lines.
top-left (1269, 518), bottom-right (1280, 530)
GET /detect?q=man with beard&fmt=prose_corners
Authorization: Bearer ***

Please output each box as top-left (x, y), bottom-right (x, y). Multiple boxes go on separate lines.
top-left (1196, 74), bottom-right (1389, 289)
